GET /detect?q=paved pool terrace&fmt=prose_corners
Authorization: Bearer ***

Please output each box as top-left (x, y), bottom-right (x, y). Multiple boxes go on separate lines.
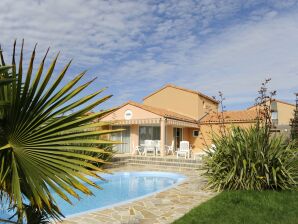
top-left (61, 165), bottom-right (217, 224)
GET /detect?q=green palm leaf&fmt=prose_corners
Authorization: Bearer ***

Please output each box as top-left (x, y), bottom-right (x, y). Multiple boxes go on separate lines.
top-left (0, 41), bottom-right (119, 222)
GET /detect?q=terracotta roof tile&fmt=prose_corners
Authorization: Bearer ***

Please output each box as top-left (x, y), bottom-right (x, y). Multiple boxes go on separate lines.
top-left (200, 110), bottom-right (259, 124)
top-left (124, 101), bottom-right (198, 123)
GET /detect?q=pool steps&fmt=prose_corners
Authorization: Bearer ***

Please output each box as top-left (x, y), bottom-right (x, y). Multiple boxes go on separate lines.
top-left (109, 155), bottom-right (203, 169)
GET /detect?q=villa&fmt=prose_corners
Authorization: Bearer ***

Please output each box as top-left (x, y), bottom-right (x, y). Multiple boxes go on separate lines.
top-left (248, 99), bottom-right (296, 134)
top-left (100, 84), bottom-right (295, 157)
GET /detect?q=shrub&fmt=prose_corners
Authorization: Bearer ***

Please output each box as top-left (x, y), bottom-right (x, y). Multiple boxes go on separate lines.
top-left (203, 125), bottom-right (298, 191)
top-left (290, 93), bottom-right (298, 145)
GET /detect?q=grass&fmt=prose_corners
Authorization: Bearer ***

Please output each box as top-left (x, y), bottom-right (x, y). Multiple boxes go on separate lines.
top-left (173, 191), bottom-right (298, 224)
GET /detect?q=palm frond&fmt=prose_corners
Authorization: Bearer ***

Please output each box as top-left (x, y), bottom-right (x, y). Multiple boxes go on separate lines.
top-left (0, 41), bottom-right (118, 222)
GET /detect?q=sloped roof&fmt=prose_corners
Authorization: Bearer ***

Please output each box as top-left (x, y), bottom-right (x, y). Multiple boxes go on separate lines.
top-left (118, 101), bottom-right (198, 123)
top-left (200, 110), bottom-right (259, 124)
top-left (143, 84), bottom-right (219, 104)
top-left (247, 99), bottom-right (295, 110)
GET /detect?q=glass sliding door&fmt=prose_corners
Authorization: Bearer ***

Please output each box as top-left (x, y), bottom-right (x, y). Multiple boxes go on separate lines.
top-left (111, 126), bottom-right (131, 153)
top-left (139, 126), bottom-right (160, 145)
top-left (173, 127), bottom-right (182, 150)
top-left (121, 126), bottom-right (131, 153)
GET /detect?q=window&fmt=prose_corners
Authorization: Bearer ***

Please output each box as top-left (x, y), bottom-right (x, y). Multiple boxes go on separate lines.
top-left (111, 126), bottom-right (131, 153)
top-left (271, 111), bottom-right (278, 120)
top-left (271, 111), bottom-right (278, 126)
top-left (193, 130), bottom-right (199, 137)
top-left (173, 128), bottom-right (183, 149)
top-left (139, 126), bottom-right (160, 145)
top-left (271, 101), bottom-right (278, 112)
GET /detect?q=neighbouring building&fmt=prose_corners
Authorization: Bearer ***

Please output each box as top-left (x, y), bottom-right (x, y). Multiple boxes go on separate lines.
top-left (247, 99), bottom-right (296, 136)
top-left (99, 84), bottom-right (295, 156)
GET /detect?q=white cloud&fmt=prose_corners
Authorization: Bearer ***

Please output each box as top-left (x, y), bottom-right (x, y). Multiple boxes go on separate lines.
top-left (174, 10), bottom-right (298, 108)
top-left (0, 0), bottom-right (298, 110)
top-left (0, 0), bottom-right (150, 66)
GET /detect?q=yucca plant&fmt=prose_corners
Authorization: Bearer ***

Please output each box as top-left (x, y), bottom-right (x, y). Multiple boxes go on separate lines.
top-left (0, 41), bottom-right (120, 223)
top-left (203, 126), bottom-right (297, 191)
top-left (204, 79), bottom-right (297, 191)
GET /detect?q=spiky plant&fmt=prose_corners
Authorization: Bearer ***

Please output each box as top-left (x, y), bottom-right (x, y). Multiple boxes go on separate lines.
top-left (0, 41), bottom-right (119, 223)
top-left (290, 93), bottom-right (298, 145)
top-left (203, 79), bottom-right (297, 191)
top-left (203, 126), bottom-right (297, 191)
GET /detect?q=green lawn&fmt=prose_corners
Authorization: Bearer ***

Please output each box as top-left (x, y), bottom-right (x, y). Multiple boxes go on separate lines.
top-left (173, 191), bottom-right (298, 224)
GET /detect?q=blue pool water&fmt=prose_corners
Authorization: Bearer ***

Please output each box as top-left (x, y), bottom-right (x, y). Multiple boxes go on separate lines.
top-left (1, 171), bottom-right (185, 220)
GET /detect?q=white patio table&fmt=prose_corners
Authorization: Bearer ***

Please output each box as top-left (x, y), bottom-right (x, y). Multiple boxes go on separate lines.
top-left (141, 144), bottom-right (156, 156)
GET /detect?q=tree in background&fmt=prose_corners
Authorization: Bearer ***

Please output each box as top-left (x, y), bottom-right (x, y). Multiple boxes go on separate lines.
top-left (290, 93), bottom-right (298, 144)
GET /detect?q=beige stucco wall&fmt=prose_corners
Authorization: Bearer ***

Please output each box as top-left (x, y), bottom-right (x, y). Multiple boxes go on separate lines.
top-left (166, 125), bottom-right (173, 146)
top-left (276, 102), bottom-right (295, 125)
top-left (185, 128), bottom-right (200, 151)
top-left (130, 124), bottom-right (139, 154)
top-left (101, 104), bottom-right (161, 121)
top-left (190, 122), bottom-right (256, 153)
top-left (198, 96), bottom-right (218, 118)
top-left (143, 86), bottom-right (218, 120)
top-left (248, 101), bottom-right (295, 126)
top-left (182, 127), bottom-right (190, 141)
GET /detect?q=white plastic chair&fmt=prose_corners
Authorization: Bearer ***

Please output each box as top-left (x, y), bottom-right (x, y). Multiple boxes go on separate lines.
top-left (210, 144), bottom-right (216, 153)
top-left (176, 141), bottom-right (191, 159)
top-left (193, 151), bottom-right (207, 160)
top-left (144, 140), bottom-right (155, 156)
top-left (165, 140), bottom-right (174, 155)
top-left (154, 140), bottom-right (161, 155)
top-left (194, 144), bottom-right (216, 160)
top-left (132, 142), bottom-right (144, 155)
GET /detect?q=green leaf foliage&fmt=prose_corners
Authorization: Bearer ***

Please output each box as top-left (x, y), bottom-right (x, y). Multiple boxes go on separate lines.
top-left (0, 41), bottom-right (120, 222)
top-left (203, 126), bottom-right (298, 191)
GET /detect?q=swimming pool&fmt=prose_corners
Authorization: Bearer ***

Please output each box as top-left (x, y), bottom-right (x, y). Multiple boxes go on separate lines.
top-left (1, 171), bottom-right (185, 220)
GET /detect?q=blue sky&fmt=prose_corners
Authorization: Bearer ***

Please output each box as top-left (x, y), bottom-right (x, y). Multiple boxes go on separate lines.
top-left (1, 0), bottom-right (298, 111)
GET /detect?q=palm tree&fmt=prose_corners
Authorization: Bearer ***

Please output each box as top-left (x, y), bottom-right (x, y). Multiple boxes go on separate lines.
top-left (0, 40), bottom-right (119, 223)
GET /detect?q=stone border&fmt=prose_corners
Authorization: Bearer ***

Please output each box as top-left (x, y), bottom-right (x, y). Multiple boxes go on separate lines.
top-left (61, 166), bottom-right (217, 224)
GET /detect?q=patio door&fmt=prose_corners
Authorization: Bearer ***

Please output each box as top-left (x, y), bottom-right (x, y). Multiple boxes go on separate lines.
top-left (139, 126), bottom-right (160, 145)
top-left (111, 126), bottom-right (131, 153)
top-left (173, 128), bottom-right (182, 150)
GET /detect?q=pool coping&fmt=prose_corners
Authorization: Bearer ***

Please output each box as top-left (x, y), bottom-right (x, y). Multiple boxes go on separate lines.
top-left (65, 171), bottom-right (187, 219)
